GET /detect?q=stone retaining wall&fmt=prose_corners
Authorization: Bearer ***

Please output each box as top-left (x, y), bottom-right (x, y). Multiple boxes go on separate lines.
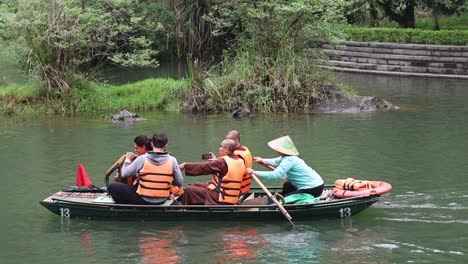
top-left (319, 41), bottom-right (468, 79)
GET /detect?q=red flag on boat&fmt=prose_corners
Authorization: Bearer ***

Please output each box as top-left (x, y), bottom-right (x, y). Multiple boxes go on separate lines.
top-left (76, 163), bottom-right (93, 187)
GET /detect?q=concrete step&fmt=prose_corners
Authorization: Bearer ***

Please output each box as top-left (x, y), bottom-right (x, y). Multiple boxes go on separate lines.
top-left (317, 60), bottom-right (378, 70)
top-left (322, 44), bottom-right (468, 57)
top-left (322, 60), bottom-right (468, 75)
top-left (323, 49), bottom-right (468, 64)
top-left (318, 65), bottom-right (468, 79)
top-left (343, 41), bottom-right (468, 52)
top-left (324, 54), bottom-right (468, 70)
top-left (317, 41), bottom-right (468, 78)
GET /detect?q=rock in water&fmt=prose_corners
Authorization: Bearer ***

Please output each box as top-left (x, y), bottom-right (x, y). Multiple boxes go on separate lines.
top-left (111, 109), bottom-right (146, 122)
top-left (232, 107), bottom-right (252, 118)
top-left (311, 86), bottom-right (395, 113)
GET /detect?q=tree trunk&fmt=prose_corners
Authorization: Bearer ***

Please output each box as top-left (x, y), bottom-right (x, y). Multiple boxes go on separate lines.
top-left (369, 1), bottom-right (379, 27)
top-left (433, 4), bottom-right (441, 30)
top-left (377, 0), bottom-right (416, 28)
top-left (403, 0), bottom-right (416, 28)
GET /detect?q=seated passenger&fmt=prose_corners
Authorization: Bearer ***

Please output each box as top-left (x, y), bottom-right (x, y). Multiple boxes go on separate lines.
top-left (226, 130), bottom-right (253, 195)
top-left (195, 130), bottom-right (253, 196)
top-left (132, 134), bottom-right (153, 156)
top-left (107, 133), bottom-right (183, 204)
top-left (179, 139), bottom-right (246, 205)
top-left (106, 134), bottom-right (152, 185)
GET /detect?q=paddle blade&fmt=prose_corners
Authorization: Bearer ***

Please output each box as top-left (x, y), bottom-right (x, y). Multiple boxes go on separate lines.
top-left (76, 163), bottom-right (93, 187)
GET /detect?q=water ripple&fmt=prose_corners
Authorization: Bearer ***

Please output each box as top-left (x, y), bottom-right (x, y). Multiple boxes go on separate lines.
top-left (374, 243), bottom-right (399, 249)
top-left (376, 203), bottom-right (468, 210)
top-left (378, 217), bottom-right (468, 225)
top-left (397, 241), bottom-right (464, 256)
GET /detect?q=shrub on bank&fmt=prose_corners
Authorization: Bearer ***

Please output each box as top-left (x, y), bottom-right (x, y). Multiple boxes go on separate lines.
top-left (336, 25), bottom-right (468, 45)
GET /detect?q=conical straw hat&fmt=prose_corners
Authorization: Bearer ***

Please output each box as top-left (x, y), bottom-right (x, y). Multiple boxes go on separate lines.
top-left (267, 136), bottom-right (299, 156)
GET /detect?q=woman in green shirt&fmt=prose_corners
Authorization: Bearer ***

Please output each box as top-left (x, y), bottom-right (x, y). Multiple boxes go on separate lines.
top-left (246, 136), bottom-right (324, 197)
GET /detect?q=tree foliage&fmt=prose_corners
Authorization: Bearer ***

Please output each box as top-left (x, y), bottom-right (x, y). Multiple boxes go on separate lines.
top-left (422, 0), bottom-right (466, 30)
top-left (374, 0), bottom-right (417, 28)
top-left (1, 0), bottom-right (175, 93)
top-left (186, 0), bottom-right (349, 113)
top-left (339, 0), bottom-right (466, 29)
top-left (208, 0), bottom-right (348, 59)
top-left (173, 0), bottom-right (216, 61)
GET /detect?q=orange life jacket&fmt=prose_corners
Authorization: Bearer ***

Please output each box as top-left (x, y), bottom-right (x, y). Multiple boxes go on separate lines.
top-left (234, 147), bottom-right (253, 195)
top-left (334, 178), bottom-right (379, 191)
top-left (207, 156), bottom-right (245, 204)
top-left (136, 158), bottom-right (174, 198)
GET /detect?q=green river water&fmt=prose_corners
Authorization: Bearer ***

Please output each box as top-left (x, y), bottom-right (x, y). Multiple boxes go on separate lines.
top-left (0, 72), bottom-right (467, 263)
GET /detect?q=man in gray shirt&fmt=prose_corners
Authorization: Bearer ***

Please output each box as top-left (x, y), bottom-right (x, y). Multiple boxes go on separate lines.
top-left (107, 133), bottom-right (183, 204)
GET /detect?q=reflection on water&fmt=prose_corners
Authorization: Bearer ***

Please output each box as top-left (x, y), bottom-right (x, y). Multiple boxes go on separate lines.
top-left (216, 227), bottom-right (263, 263)
top-left (138, 228), bottom-right (183, 264)
top-left (80, 230), bottom-right (94, 254)
top-left (63, 223), bottom-right (275, 264)
top-left (67, 218), bottom-right (468, 264)
top-left (0, 59), bottom-right (188, 86)
top-left (97, 62), bottom-right (189, 85)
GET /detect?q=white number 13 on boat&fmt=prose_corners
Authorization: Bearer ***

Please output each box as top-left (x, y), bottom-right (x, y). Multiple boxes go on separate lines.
top-left (60, 208), bottom-right (71, 218)
top-left (339, 208), bottom-right (352, 218)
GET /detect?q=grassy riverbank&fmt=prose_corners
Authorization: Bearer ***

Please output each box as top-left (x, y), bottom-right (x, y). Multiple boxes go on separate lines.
top-left (0, 78), bottom-right (190, 115)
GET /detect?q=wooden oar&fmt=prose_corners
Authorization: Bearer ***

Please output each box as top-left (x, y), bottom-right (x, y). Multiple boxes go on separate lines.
top-left (251, 174), bottom-right (295, 226)
top-left (105, 154), bottom-right (126, 177)
top-left (259, 163), bottom-right (275, 171)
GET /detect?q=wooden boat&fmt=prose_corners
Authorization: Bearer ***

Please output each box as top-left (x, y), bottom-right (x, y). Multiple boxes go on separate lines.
top-left (40, 185), bottom-right (385, 221)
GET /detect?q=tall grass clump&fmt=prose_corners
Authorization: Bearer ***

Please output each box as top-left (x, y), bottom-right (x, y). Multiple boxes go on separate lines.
top-left (198, 46), bottom-right (336, 113)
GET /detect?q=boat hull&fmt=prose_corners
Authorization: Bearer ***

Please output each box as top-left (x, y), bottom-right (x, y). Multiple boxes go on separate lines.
top-left (40, 187), bottom-right (381, 221)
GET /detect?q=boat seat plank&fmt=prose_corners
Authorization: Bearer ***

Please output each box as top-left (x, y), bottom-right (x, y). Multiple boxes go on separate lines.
top-left (237, 192), bottom-right (255, 204)
top-left (91, 194), bottom-right (173, 206)
top-left (92, 194), bottom-right (115, 204)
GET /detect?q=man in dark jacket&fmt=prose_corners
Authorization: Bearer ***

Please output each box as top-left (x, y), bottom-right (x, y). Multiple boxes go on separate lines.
top-left (179, 139), bottom-right (246, 205)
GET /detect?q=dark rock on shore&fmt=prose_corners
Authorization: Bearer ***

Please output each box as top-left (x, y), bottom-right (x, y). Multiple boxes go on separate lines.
top-left (311, 86), bottom-right (395, 113)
